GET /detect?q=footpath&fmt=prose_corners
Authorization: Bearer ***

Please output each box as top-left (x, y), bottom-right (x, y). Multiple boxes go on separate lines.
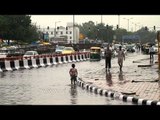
top-left (78, 51), bottom-right (160, 105)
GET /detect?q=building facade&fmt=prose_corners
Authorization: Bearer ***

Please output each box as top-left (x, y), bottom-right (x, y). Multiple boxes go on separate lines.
top-left (39, 22), bottom-right (79, 44)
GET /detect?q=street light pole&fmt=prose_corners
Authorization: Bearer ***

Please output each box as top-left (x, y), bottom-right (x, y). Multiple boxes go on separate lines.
top-left (132, 22), bottom-right (140, 32)
top-left (123, 18), bottom-right (133, 31)
top-left (73, 15), bottom-right (75, 44)
top-left (54, 21), bottom-right (61, 38)
top-left (118, 15), bottom-right (120, 28)
top-left (101, 15), bottom-right (103, 24)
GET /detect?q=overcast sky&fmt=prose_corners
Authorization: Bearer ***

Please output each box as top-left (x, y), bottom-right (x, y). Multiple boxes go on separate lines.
top-left (31, 15), bottom-right (160, 31)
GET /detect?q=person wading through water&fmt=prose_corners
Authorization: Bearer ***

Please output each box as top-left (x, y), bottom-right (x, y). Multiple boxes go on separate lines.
top-left (69, 64), bottom-right (78, 85)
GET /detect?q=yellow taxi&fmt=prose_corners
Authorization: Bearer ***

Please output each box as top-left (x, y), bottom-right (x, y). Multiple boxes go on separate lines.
top-left (62, 47), bottom-right (75, 54)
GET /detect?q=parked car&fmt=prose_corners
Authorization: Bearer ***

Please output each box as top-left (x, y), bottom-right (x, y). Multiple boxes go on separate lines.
top-left (55, 46), bottom-right (65, 54)
top-left (23, 51), bottom-right (39, 59)
top-left (0, 49), bottom-right (24, 58)
top-left (62, 47), bottom-right (75, 54)
top-left (153, 44), bottom-right (158, 54)
top-left (0, 50), bottom-right (9, 58)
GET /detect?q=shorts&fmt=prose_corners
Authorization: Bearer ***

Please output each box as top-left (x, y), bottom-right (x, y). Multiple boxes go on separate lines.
top-left (71, 76), bottom-right (77, 82)
top-left (118, 57), bottom-right (123, 64)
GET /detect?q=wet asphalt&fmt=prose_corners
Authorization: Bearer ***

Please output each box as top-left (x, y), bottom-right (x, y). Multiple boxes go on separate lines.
top-left (0, 51), bottom-right (151, 105)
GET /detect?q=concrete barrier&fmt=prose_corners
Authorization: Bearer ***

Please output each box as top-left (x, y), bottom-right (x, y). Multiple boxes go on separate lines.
top-left (76, 54), bottom-right (80, 62)
top-left (0, 52), bottom-right (90, 72)
top-left (58, 55), bottom-right (63, 64)
top-left (5, 61), bottom-right (13, 71)
top-left (14, 60), bottom-right (20, 70)
top-left (79, 54), bottom-right (82, 61)
top-left (31, 59), bottom-right (38, 68)
top-left (72, 54), bottom-right (76, 62)
top-left (83, 54), bottom-right (87, 61)
top-left (23, 59), bottom-right (30, 69)
top-left (46, 57), bottom-right (52, 66)
top-left (68, 55), bottom-right (72, 63)
top-left (52, 56), bottom-right (57, 65)
top-left (39, 58), bottom-right (45, 67)
top-left (63, 55), bottom-right (67, 63)
top-left (0, 68), bottom-right (2, 72)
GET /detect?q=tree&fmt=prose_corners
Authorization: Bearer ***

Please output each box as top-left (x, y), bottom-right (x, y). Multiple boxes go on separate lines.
top-left (135, 27), bottom-right (156, 43)
top-left (78, 21), bottom-right (156, 44)
top-left (0, 15), bottom-right (39, 44)
top-left (78, 21), bottom-right (115, 43)
top-left (113, 28), bottom-right (127, 43)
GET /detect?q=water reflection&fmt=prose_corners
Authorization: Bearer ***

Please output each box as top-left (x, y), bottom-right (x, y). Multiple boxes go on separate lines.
top-left (0, 72), bottom-right (6, 78)
top-left (106, 71), bottom-right (112, 86)
top-left (70, 84), bottom-right (77, 104)
top-left (118, 71), bottom-right (124, 81)
top-left (150, 58), bottom-right (154, 65)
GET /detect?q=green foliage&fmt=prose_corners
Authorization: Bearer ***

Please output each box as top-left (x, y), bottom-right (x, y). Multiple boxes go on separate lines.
top-left (135, 27), bottom-right (156, 43)
top-left (0, 15), bottom-right (39, 44)
top-left (114, 28), bottom-right (128, 42)
top-left (78, 21), bottom-right (114, 43)
top-left (78, 21), bottom-right (156, 44)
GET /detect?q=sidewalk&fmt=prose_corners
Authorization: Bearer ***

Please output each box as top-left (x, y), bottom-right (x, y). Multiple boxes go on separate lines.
top-left (79, 52), bottom-right (160, 104)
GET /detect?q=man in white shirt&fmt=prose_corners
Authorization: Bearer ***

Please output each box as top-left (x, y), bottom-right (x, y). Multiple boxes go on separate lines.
top-left (117, 46), bottom-right (125, 71)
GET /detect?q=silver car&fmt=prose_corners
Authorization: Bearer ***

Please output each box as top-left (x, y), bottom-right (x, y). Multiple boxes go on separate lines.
top-left (23, 51), bottom-right (39, 59)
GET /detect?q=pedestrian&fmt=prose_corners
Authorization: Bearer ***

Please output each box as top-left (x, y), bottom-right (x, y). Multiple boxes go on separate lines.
top-left (104, 45), bottom-right (112, 71)
top-left (117, 46), bottom-right (125, 71)
top-left (149, 45), bottom-right (154, 60)
top-left (69, 64), bottom-right (78, 85)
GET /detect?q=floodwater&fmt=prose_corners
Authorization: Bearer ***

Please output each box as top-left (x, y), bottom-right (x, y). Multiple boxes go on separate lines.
top-left (0, 51), bottom-right (152, 105)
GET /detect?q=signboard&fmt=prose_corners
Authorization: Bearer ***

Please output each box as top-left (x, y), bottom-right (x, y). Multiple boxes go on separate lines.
top-left (122, 35), bottom-right (140, 42)
top-left (79, 33), bottom-right (84, 40)
top-left (122, 35), bottom-right (140, 40)
top-left (43, 33), bottom-right (49, 40)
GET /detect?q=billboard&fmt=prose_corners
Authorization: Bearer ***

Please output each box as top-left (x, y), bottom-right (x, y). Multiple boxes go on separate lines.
top-left (43, 33), bottom-right (49, 40)
top-left (122, 35), bottom-right (140, 42)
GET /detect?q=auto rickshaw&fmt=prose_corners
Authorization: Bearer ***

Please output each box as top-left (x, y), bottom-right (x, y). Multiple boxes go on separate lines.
top-left (90, 47), bottom-right (101, 61)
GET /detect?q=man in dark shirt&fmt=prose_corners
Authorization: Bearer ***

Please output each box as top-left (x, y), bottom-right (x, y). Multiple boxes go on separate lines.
top-left (105, 45), bottom-right (112, 71)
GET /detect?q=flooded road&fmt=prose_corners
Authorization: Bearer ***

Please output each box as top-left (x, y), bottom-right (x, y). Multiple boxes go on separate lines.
top-left (0, 52), bottom-right (151, 105)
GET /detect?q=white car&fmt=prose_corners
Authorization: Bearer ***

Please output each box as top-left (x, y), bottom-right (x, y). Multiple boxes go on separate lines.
top-left (153, 44), bottom-right (158, 54)
top-left (55, 46), bottom-right (65, 54)
top-left (23, 51), bottom-right (39, 59)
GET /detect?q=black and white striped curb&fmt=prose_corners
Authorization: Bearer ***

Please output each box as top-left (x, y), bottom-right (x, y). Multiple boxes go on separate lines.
top-left (0, 52), bottom-right (90, 72)
top-left (77, 78), bottom-right (160, 105)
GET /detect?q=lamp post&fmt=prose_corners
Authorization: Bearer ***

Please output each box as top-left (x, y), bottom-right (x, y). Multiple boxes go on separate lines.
top-left (118, 15), bottom-right (120, 28)
top-left (101, 15), bottom-right (103, 24)
top-left (117, 15), bottom-right (120, 44)
top-left (123, 18), bottom-right (133, 31)
top-left (132, 22), bottom-right (140, 32)
top-left (73, 15), bottom-right (75, 44)
top-left (54, 21), bottom-right (61, 38)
